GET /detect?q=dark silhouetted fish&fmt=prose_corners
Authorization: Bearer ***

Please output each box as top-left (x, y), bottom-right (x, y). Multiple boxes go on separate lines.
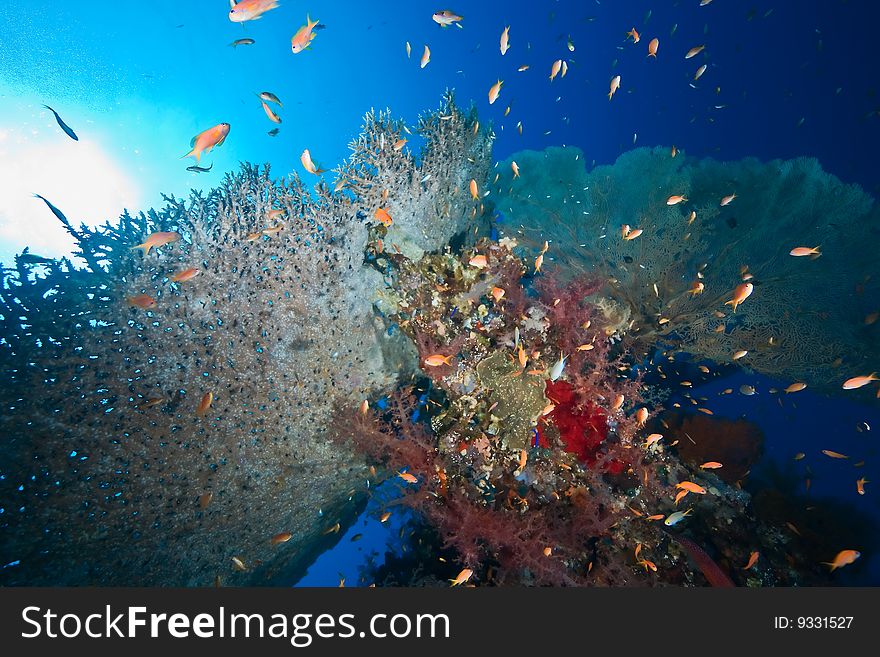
top-left (267, 128), bottom-right (280, 136)
top-left (43, 105), bottom-right (78, 141)
top-left (187, 163), bottom-right (214, 173)
top-left (230, 38), bottom-right (255, 47)
top-left (33, 193), bottom-right (72, 228)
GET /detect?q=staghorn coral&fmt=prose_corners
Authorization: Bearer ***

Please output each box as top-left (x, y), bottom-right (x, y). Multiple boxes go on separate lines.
top-left (494, 146), bottom-right (880, 393)
top-left (0, 93), bottom-right (492, 586)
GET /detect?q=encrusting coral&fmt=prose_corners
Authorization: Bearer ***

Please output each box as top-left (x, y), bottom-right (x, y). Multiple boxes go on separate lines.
top-left (494, 146), bottom-right (880, 394)
top-left (0, 92), bottom-right (493, 586)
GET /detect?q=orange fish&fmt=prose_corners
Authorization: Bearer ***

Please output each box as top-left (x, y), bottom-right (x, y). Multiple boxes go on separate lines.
top-left (517, 345), bottom-right (528, 369)
top-left (627, 27), bottom-right (640, 43)
top-left (856, 477), bottom-right (868, 495)
top-left (398, 471), bottom-right (418, 484)
top-left (127, 294), bottom-right (157, 309)
top-left (790, 246), bottom-right (821, 257)
top-left (647, 37), bottom-right (659, 57)
top-left (131, 231), bottom-right (181, 255)
top-left (624, 228), bottom-right (643, 240)
top-left (785, 382), bottom-right (807, 393)
top-left (700, 461), bottom-right (723, 469)
top-left (822, 450), bottom-right (849, 459)
top-left (550, 59), bottom-right (563, 81)
top-left (842, 373), bottom-right (878, 390)
top-left (635, 407), bottom-right (648, 426)
top-left (666, 194), bottom-right (688, 205)
top-left (511, 161), bottom-right (520, 178)
top-left (720, 192), bottom-right (737, 206)
top-left (676, 481), bottom-right (707, 494)
top-left (228, 0), bottom-right (279, 22)
top-left (420, 44), bottom-right (431, 68)
top-left (196, 391), bottom-right (213, 417)
top-left (491, 286), bottom-right (505, 302)
top-left (534, 252), bottom-right (544, 273)
top-left (724, 282), bottom-right (753, 313)
top-left (688, 281), bottom-right (705, 296)
top-left (393, 138), bottom-right (407, 152)
top-left (374, 207), bottom-right (393, 227)
top-left (271, 531), bottom-right (292, 545)
top-left (685, 45), bottom-right (705, 59)
top-left (359, 399), bottom-right (369, 416)
top-left (674, 490), bottom-right (689, 505)
top-left (300, 149), bottom-right (326, 175)
top-left (742, 551), bottom-right (759, 570)
top-left (432, 10), bottom-right (463, 27)
top-left (500, 26), bottom-right (510, 55)
top-left (646, 514), bottom-right (665, 521)
top-left (450, 568), bottom-right (473, 586)
top-left (644, 433), bottom-right (663, 448)
top-left (608, 75), bottom-right (621, 100)
top-left (822, 549), bottom-right (860, 571)
top-left (380, 511), bottom-right (392, 523)
top-left (260, 100), bottom-right (281, 124)
top-left (488, 79), bottom-right (503, 104)
top-left (469, 179), bottom-right (479, 200)
top-left (199, 492), bottom-right (213, 509)
top-left (639, 558), bottom-right (657, 572)
top-left (469, 254), bottom-right (488, 268)
top-left (170, 267), bottom-right (200, 283)
top-left (576, 343), bottom-right (594, 351)
top-left (291, 15), bottom-right (320, 53)
top-left (611, 394), bottom-right (625, 412)
top-left (543, 546), bottom-right (552, 557)
top-left (732, 350), bottom-right (748, 361)
top-left (424, 354), bottom-right (454, 367)
top-left (182, 123), bottom-right (229, 163)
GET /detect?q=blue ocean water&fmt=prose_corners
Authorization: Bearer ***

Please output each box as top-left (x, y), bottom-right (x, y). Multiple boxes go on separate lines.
top-left (1, 0), bottom-right (878, 586)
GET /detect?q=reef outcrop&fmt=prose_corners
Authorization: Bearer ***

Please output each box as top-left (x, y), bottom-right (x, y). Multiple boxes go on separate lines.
top-left (0, 92), bottom-right (492, 585)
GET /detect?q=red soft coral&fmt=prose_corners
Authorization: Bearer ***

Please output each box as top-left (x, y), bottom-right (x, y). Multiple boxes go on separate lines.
top-left (538, 379), bottom-right (623, 474)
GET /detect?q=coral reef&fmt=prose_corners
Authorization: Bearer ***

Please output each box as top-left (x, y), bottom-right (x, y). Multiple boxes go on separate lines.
top-left (0, 92), bottom-right (493, 585)
top-left (333, 239), bottom-right (807, 586)
top-left (494, 146), bottom-right (880, 393)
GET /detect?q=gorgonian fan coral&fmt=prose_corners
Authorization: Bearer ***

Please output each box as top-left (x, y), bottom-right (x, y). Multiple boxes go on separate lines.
top-left (494, 146), bottom-right (880, 395)
top-left (0, 93), bottom-right (492, 586)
